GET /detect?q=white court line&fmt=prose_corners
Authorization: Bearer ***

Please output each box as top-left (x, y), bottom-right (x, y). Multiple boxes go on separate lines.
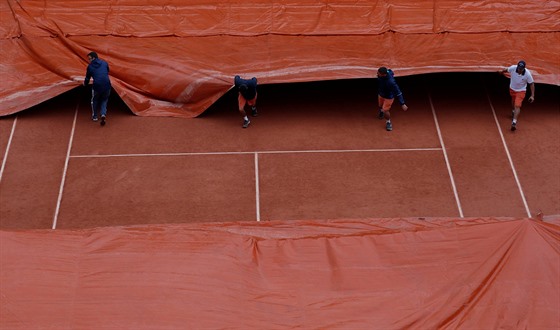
top-left (69, 147), bottom-right (442, 158)
top-left (254, 153), bottom-right (261, 222)
top-left (52, 102), bottom-right (79, 229)
top-left (428, 93), bottom-right (464, 218)
top-left (485, 90), bottom-right (532, 218)
top-left (0, 117), bottom-right (18, 182)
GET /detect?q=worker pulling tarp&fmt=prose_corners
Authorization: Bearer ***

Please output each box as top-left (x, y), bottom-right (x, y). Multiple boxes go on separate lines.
top-left (1, 0), bottom-right (559, 117)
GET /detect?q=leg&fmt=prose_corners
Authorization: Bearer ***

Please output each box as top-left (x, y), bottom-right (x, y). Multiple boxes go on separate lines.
top-left (99, 89), bottom-right (110, 117)
top-left (511, 105), bottom-right (521, 131)
top-left (513, 107), bottom-right (521, 121)
top-left (384, 110), bottom-right (393, 131)
top-left (382, 98), bottom-right (395, 131)
top-left (91, 89), bottom-right (99, 121)
top-left (384, 110), bottom-right (391, 121)
top-left (99, 89), bottom-right (110, 126)
top-left (510, 90), bottom-right (516, 117)
top-left (510, 90), bottom-right (525, 131)
top-left (248, 93), bottom-right (258, 117)
top-left (510, 96), bottom-right (516, 111)
top-left (377, 95), bottom-right (384, 119)
top-left (238, 93), bottom-right (250, 128)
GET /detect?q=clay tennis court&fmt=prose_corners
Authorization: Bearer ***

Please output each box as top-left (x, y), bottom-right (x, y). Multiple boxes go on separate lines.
top-left (2, 75), bottom-right (560, 329)
top-left (2, 1), bottom-right (560, 328)
top-left (1, 73), bottom-right (558, 230)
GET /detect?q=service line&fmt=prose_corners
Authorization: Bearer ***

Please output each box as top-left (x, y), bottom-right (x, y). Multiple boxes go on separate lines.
top-left (70, 147), bottom-right (442, 159)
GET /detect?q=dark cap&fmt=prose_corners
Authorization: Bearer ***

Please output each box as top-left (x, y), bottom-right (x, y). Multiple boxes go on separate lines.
top-left (87, 51), bottom-right (98, 59)
top-left (517, 60), bottom-right (526, 69)
top-left (378, 67), bottom-right (388, 75)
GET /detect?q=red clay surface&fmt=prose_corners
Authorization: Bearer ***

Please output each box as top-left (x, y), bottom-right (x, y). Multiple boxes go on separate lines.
top-left (1, 73), bottom-right (559, 229)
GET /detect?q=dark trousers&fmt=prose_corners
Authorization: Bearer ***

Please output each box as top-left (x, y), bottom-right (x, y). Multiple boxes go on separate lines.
top-left (91, 88), bottom-right (111, 118)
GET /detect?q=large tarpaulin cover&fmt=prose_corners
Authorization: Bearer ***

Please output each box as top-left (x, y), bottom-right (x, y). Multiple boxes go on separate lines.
top-left (1, 217), bottom-right (559, 328)
top-left (1, 0), bottom-right (559, 117)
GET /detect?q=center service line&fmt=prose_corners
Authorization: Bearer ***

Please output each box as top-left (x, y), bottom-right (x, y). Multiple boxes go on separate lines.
top-left (428, 92), bottom-right (464, 218)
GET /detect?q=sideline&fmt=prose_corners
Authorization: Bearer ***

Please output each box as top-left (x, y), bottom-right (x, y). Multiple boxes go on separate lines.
top-left (0, 117), bottom-right (18, 182)
top-left (52, 100), bottom-right (80, 229)
top-left (428, 93), bottom-right (464, 218)
top-left (485, 90), bottom-right (532, 218)
top-left (254, 153), bottom-right (261, 221)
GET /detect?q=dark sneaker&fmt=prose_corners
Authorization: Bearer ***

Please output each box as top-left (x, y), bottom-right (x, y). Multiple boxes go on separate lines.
top-left (251, 107), bottom-right (258, 117)
top-left (386, 121), bottom-right (393, 131)
top-left (378, 110), bottom-right (384, 119)
top-left (92, 116), bottom-right (98, 122)
top-left (242, 119), bottom-right (251, 128)
top-left (510, 121), bottom-right (516, 131)
top-left (100, 115), bottom-right (106, 126)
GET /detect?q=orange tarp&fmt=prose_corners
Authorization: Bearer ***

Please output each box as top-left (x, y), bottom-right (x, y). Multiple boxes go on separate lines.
top-left (1, 218), bottom-right (559, 328)
top-left (1, 1), bottom-right (559, 117)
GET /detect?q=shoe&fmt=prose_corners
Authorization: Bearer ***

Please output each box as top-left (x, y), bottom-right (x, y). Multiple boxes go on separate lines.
top-left (92, 116), bottom-right (98, 122)
top-left (511, 121), bottom-right (516, 131)
top-left (100, 115), bottom-right (106, 126)
top-left (386, 121), bottom-right (393, 131)
top-left (378, 110), bottom-right (384, 119)
top-left (242, 119), bottom-right (250, 128)
top-left (251, 107), bottom-right (258, 117)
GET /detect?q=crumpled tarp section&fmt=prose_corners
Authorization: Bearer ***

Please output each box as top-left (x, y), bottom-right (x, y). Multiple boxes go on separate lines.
top-left (1, 0), bottom-right (559, 117)
top-left (1, 217), bottom-right (559, 329)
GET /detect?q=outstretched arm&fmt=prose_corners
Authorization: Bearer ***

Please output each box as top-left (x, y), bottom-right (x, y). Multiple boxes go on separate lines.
top-left (499, 67), bottom-right (511, 77)
top-left (392, 82), bottom-right (407, 111)
top-left (83, 68), bottom-right (91, 86)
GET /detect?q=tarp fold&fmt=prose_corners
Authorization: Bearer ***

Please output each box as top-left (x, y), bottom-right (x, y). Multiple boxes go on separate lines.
top-left (1, 0), bottom-right (559, 117)
top-left (1, 217), bottom-right (559, 329)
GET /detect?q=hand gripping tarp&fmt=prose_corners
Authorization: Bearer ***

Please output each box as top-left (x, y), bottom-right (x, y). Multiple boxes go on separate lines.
top-left (1, 0), bottom-right (559, 117)
top-left (1, 217), bottom-right (559, 329)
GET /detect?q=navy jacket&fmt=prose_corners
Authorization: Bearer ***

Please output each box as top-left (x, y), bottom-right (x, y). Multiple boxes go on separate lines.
top-left (85, 58), bottom-right (111, 92)
top-left (378, 69), bottom-right (405, 105)
top-left (234, 75), bottom-right (257, 100)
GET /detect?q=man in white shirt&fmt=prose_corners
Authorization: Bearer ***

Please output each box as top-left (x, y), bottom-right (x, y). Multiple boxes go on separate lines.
top-left (501, 60), bottom-right (535, 131)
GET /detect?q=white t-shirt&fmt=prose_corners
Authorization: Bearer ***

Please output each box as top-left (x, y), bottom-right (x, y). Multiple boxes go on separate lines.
top-left (507, 65), bottom-right (534, 91)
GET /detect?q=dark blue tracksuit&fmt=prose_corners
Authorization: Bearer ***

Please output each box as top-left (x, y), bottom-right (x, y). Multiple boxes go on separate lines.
top-left (84, 58), bottom-right (112, 118)
top-left (234, 75), bottom-right (257, 100)
top-left (378, 69), bottom-right (405, 105)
